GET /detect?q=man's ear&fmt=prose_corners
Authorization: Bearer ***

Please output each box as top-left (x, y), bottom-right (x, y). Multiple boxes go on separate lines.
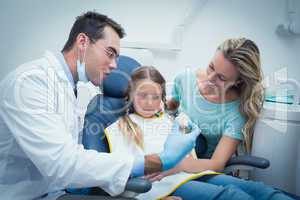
top-left (76, 33), bottom-right (89, 50)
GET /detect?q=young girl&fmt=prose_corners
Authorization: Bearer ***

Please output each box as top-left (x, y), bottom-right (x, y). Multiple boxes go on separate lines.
top-left (104, 66), bottom-right (218, 200)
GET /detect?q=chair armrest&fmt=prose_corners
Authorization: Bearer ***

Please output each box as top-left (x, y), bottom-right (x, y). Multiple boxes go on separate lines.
top-left (125, 178), bottom-right (152, 193)
top-left (226, 155), bottom-right (270, 169)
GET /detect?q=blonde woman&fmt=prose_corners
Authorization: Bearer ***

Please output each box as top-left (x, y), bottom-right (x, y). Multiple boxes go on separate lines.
top-left (163, 38), bottom-right (293, 199)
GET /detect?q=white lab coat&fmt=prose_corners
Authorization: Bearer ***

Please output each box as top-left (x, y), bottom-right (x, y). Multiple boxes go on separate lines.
top-left (0, 51), bottom-right (134, 200)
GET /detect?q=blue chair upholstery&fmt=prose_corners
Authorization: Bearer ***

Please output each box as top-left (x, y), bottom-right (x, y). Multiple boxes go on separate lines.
top-left (82, 55), bottom-right (140, 153)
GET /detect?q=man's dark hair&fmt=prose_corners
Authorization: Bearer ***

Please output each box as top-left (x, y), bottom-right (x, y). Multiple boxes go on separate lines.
top-left (62, 11), bottom-right (125, 52)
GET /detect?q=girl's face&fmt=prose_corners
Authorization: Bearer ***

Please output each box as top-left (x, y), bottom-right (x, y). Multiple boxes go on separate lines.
top-left (132, 80), bottom-right (163, 118)
top-left (203, 50), bottom-right (239, 93)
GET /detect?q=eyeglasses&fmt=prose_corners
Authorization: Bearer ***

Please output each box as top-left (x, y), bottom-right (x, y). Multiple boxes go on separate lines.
top-left (99, 44), bottom-right (119, 63)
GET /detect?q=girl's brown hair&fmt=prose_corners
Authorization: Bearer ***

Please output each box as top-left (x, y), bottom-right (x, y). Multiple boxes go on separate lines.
top-left (118, 66), bottom-right (166, 149)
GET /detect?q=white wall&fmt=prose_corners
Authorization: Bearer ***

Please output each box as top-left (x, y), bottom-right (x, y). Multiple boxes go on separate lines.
top-left (0, 0), bottom-right (185, 80)
top-left (1, 0), bottom-right (299, 89)
top-left (174, 0), bottom-right (300, 89)
top-left (150, 0), bottom-right (300, 87)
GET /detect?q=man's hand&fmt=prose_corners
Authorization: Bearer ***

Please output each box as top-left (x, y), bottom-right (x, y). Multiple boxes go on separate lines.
top-left (159, 122), bottom-right (200, 171)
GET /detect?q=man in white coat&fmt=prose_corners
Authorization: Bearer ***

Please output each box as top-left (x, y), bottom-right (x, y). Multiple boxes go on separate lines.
top-left (0, 11), bottom-right (200, 200)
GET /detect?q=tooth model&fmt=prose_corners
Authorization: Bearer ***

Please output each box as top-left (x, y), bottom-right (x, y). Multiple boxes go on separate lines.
top-left (175, 112), bottom-right (198, 158)
top-left (175, 112), bottom-right (191, 134)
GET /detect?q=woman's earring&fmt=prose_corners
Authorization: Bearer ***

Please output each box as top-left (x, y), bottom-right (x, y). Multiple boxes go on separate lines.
top-left (235, 80), bottom-right (242, 87)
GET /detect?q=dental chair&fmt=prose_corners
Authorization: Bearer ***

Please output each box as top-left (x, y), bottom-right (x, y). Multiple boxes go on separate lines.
top-left (80, 55), bottom-right (270, 199)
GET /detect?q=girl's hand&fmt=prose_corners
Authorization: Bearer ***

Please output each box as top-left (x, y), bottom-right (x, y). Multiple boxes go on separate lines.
top-left (144, 155), bottom-right (194, 182)
top-left (162, 196), bottom-right (182, 200)
top-left (146, 161), bottom-right (185, 182)
top-left (142, 172), bottom-right (161, 182)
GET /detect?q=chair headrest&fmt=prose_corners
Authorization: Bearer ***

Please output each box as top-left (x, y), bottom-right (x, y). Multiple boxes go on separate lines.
top-left (102, 55), bottom-right (141, 98)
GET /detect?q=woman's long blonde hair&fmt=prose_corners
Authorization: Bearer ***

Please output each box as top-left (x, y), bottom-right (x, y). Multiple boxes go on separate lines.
top-left (217, 38), bottom-right (264, 153)
top-left (118, 66), bottom-right (167, 150)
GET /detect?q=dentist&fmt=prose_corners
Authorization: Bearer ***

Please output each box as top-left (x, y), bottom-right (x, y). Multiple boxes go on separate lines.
top-left (0, 11), bottom-right (199, 200)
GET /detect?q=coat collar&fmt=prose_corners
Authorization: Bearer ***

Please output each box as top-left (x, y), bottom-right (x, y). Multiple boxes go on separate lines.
top-left (44, 50), bottom-right (70, 83)
top-left (44, 50), bottom-right (77, 100)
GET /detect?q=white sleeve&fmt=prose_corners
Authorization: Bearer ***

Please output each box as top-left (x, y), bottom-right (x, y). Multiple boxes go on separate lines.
top-left (0, 69), bottom-right (133, 196)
